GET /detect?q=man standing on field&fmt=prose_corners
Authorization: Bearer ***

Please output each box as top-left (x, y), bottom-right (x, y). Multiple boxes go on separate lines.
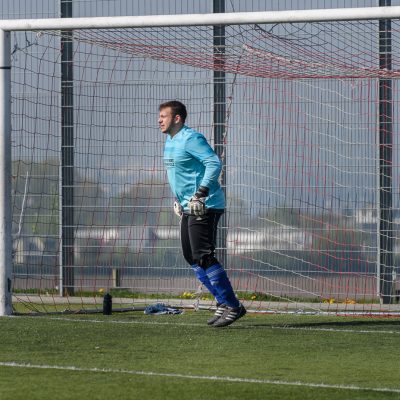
top-left (159, 100), bottom-right (246, 327)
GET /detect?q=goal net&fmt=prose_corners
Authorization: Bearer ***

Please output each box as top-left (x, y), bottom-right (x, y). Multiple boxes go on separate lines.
top-left (9, 14), bottom-right (400, 315)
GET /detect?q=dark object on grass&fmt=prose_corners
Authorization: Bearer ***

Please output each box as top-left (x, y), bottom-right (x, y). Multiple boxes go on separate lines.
top-left (103, 293), bottom-right (112, 315)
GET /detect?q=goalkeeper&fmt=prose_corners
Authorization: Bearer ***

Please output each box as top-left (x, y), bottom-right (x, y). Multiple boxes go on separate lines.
top-left (159, 100), bottom-right (246, 327)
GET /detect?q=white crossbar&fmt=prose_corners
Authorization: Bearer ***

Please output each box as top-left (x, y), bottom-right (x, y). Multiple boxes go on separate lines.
top-left (0, 6), bottom-right (399, 31)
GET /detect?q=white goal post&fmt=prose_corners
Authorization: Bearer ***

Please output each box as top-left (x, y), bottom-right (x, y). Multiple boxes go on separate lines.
top-left (2, 6), bottom-right (400, 316)
top-left (0, 6), bottom-right (399, 30)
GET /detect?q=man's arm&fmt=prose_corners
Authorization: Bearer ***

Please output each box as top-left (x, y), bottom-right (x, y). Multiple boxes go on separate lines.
top-left (185, 133), bottom-right (222, 188)
top-left (185, 133), bottom-right (221, 215)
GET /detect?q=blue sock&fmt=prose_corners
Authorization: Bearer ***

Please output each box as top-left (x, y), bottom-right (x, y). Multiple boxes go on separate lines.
top-left (191, 264), bottom-right (224, 304)
top-left (205, 264), bottom-right (240, 308)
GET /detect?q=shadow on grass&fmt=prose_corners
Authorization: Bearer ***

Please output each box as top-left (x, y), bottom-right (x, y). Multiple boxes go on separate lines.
top-left (236, 318), bottom-right (400, 330)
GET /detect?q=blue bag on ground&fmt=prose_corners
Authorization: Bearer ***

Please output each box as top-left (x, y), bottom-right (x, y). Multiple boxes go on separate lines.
top-left (144, 303), bottom-right (183, 315)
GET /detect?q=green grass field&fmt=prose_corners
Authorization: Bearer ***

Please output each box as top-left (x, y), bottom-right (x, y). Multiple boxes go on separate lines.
top-left (1, 310), bottom-right (399, 400)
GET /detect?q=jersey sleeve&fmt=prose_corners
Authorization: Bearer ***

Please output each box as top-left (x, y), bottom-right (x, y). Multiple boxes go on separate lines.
top-left (185, 133), bottom-right (222, 189)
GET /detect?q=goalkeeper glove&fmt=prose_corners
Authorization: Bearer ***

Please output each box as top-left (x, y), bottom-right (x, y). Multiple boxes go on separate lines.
top-left (188, 186), bottom-right (209, 216)
top-left (173, 200), bottom-right (183, 218)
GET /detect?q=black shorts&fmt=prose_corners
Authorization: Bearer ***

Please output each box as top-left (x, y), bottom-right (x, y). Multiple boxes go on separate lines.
top-left (180, 212), bottom-right (223, 268)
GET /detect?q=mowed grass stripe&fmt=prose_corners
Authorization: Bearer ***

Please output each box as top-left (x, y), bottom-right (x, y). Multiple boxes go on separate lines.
top-left (24, 315), bottom-right (400, 335)
top-left (1, 361), bottom-right (399, 394)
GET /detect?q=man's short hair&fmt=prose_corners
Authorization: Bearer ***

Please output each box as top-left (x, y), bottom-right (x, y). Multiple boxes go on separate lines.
top-left (159, 100), bottom-right (187, 123)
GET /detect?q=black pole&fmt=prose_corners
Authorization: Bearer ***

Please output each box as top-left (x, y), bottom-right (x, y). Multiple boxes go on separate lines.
top-left (378, 0), bottom-right (393, 304)
top-left (61, 0), bottom-right (74, 295)
top-left (213, 0), bottom-right (227, 267)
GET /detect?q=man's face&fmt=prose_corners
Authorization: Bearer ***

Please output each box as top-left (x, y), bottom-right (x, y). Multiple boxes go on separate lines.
top-left (158, 107), bottom-right (177, 134)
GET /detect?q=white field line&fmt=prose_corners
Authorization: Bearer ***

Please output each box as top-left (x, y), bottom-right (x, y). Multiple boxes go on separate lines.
top-left (0, 361), bottom-right (399, 394)
top-left (19, 316), bottom-right (400, 335)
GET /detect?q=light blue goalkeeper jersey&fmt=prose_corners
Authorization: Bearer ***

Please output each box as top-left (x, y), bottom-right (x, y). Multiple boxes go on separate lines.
top-left (164, 125), bottom-right (225, 212)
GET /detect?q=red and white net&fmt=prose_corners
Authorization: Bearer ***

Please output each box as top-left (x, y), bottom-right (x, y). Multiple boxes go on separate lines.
top-left (10, 20), bottom-right (400, 314)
